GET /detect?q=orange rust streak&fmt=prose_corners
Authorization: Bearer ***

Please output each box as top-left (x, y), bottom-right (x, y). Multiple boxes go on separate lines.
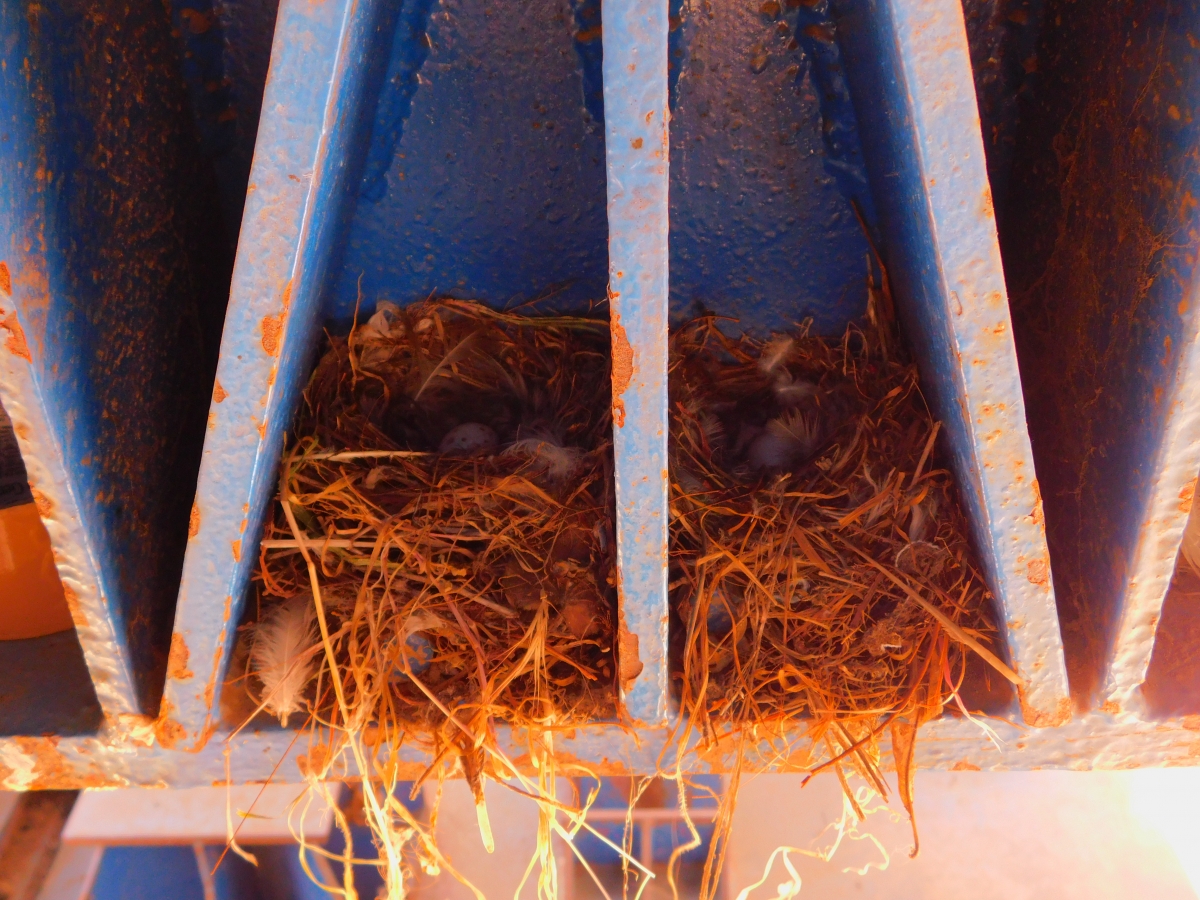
top-left (611, 312), bottom-right (634, 428)
top-left (167, 633), bottom-right (193, 680)
top-left (153, 699), bottom-right (187, 750)
top-left (62, 584), bottom-right (87, 629)
top-left (1, 737), bottom-right (123, 790)
top-left (1, 312), bottom-right (32, 361)
top-left (261, 314), bottom-right (284, 356)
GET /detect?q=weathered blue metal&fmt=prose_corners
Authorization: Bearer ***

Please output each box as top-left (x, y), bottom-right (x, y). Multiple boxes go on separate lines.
top-left (16, 0), bottom-right (1200, 782)
top-left (328, 0), bottom-right (610, 315)
top-left (836, 0), bottom-right (1070, 725)
top-left (164, 0), bottom-right (281, 243)
top-left (0, 0), bottom-right (230, 720)
top-left (959, 0), bottom-right (1046, 233)
top-left (161, 0), bottom-right (374, 748)
top-left (161, 0), bottom-right (1071, 758)
top-left (668, 0), bottom-right (878, 334)
top-left (8, 705), bottom-right (1200, 791)
top-left (164, 0), bottom-right (622, 743)
top-left (992, 0), bottom-right (1200, 717)
top-left (603, 0), bottom-right (671, 724)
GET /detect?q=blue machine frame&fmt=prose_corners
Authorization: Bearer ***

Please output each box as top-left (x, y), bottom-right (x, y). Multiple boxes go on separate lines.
top-left (4, 0), bottom-right (1200, 786)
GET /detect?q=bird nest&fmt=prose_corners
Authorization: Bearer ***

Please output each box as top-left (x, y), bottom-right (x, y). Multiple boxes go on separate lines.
top-left (668, 303), bottom-right (1017, 847)
top-left (233, 298), bottom-right (617, 892)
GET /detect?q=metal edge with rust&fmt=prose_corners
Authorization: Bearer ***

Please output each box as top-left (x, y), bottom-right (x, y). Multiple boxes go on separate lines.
top-left (603, 0), bottom-right (672, 727)
top-left (160, 0), bottom-right (367, 750)
top-left (0, 4), bottom-right (141, 719)
top-left (838, 0), bottom-right (1070, 726)
top-left (8, 711), bottom-right (1200, 791)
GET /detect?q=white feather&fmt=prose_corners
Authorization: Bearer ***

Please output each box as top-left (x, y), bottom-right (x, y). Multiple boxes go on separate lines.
top-left (249, 595), bottom-right (319, 726)
top-left (772, 372), bottom-right (818, 407)
top-left (503, 437), bottom-right (582, 482)
top-left (758, 336), bottom-right (794, 375)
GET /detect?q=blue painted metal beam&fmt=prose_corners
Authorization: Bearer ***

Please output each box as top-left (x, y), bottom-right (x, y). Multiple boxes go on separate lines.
top-left (162, 0), bottom-right (375, 747)
top-left (667, 0), bottom-right (878, 334)
top-left (0, 0), bottom-right (231, 720)
top-left (835, 0), bottom-right (1070, 726)
top-left (9, 707), bottom-right (1200, 790)
top-left (983, 0), bottom-right (1200, 716)
top-left (603, 0), bottom-right (671, 725)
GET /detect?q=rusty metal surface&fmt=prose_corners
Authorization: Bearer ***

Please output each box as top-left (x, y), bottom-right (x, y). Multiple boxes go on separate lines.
top-left (14, 0), bottom-right (1200, 781)
top-left (0, 332), bottom-right (135, 716)
top-left (326, 0), bottom-right (610, 316)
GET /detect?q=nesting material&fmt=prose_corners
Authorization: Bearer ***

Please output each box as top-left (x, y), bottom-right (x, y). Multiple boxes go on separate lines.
top-left (668, 302), bottom-right (1016, 851)
top-left (238, 298), bottom-right (616, 895)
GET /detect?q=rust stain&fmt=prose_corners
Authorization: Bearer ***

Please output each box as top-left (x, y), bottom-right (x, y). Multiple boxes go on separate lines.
top-left (155, 718), bottom-right (187, 749)
top-left (0, 261), bottom-right (11, 296)
top-left (30, 487), bottom-right (52, 517)
top-left (62, 584), bottom-right (87, 628)
top-left (179, 8), bottom-right (215, 33)
top-left (3, 737), bottom-right (123, 790)
top-left (611, 312), bottom-right (634, 428)
top-left (1099, 699), bottom-right (1121, 716)
top-left (195, 719), bottom-right (217, 752)
top-left (261, 313), bottom-right (284, 356)
top-left (223, 594), bottom-right (232, 623)
top-left (153, 700), bottom-right (188, 750)
top-left (203, 630), bottom-right (226, 714)
top-left (167, 633), bottom-right (193, 680)
top-left (1026, 557), bottom-right (1049, 585)
top-left (1, 311), bottom-right (32, 361)
top-left (950, 760), bottom-right (981, 771)
top-left (1179, 477), bottom-right (1196, 514)
top-left (617, 610), bottom-right (643, 691)
top-left (979, 186), bottom-right (995, 219)
top-left (188, 501), bottom-right (200, 538)
top-left (231, 539), bottom-right (242, 562)
top-left (281, 278), bottom-right (293, 312)
top-left (630, 137), bottom-right (644, 149)
top-left (1018, 692), bottom-right (1072, 728)
top-left (212, 379), bottom-right (228, 403)
top-left (1025, 480), bottom-right (1046, 528)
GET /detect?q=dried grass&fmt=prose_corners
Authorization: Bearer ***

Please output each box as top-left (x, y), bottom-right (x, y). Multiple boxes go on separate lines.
top-left (665, 275), bottom-right (1015, 895)
top-left (239, 298), bottom-right (621, 897)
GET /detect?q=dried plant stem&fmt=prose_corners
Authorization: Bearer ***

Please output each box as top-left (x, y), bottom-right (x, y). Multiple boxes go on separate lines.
top-left (842, 541), bottom-right (1020, 685)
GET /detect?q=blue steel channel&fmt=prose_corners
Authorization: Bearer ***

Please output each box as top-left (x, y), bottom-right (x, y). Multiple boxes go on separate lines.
top-left (603, 0), bottom-right (671, 725)
top-left (162, 0), bottom-right (368, 745)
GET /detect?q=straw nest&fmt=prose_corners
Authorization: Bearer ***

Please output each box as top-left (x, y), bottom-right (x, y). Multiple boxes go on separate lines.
top-left (667, 296), bottom-right (1016, 851)
top-left (237, 298), bottom-right (617, 892)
